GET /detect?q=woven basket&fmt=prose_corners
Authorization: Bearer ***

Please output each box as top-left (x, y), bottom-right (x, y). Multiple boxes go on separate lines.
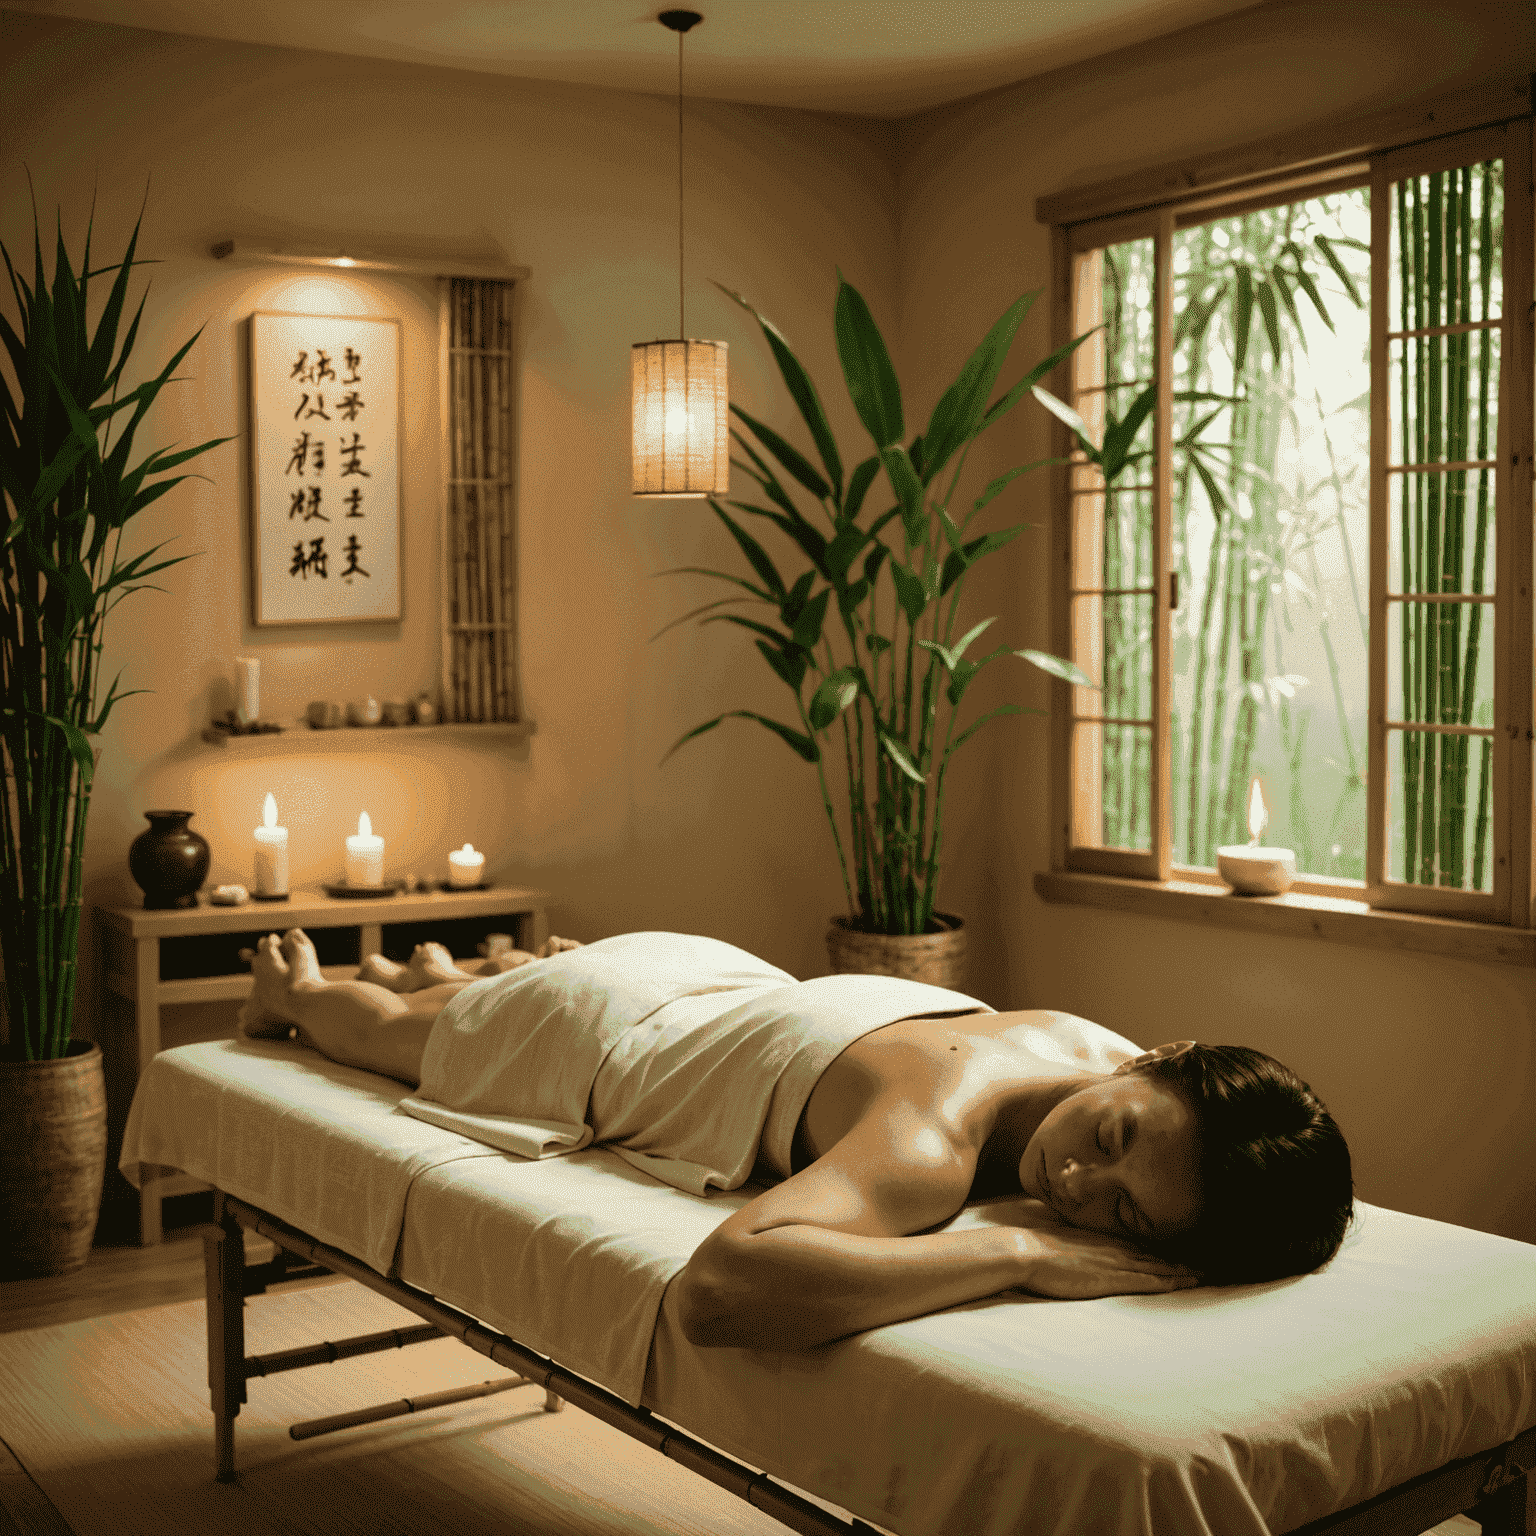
top-left (825, 913), bottom-right (968, 991)
top-left (0, 1039), bottom-right (107, 1277)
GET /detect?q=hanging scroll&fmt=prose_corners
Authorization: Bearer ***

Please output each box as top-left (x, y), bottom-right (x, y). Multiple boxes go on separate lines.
top-left (248, 311), bottom-right (402, 625)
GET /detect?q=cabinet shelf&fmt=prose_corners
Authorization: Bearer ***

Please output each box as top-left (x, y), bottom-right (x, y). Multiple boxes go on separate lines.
top-left (200, 719), bottom-right (536, 750)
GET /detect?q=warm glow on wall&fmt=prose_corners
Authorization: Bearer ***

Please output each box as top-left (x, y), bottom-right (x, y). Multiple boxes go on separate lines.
top-left (631, 338), bottom-right (728, 497)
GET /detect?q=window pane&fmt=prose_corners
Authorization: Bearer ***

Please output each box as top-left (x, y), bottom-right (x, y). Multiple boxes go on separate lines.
top-left (1388, 160), bottom-right (1504, 332)
top-left (1169, 189), bottom-right (1372, 876)
top-left (1071, 472), bottom-right (1152, 595)
top-left (1387, 727), bottom-right (1494, 891)
top-left (1387, 599), bottom-right (1494, 730)
top-left (1072, 721), bottom-right (1152, 852)
top-left (1387, 467), bottom-right (1497, 596)
top-left (1388, 326), bottom-right (1500, 469)
top-left (1071, 593), bottom-right (1152, 720)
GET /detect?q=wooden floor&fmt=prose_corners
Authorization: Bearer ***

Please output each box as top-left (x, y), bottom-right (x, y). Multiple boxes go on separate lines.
top-left (0, 1205), bottom-right (337, 1536)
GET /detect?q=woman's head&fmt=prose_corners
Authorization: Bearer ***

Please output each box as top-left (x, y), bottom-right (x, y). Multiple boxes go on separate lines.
top-left (1022, 1041), bottom-right (1354, 1286)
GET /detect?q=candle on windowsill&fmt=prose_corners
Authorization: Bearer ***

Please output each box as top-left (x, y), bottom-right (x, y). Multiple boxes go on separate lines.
top-left (1216, 779), bottom-right (1296, 895)
top-left (447, 842), bottom-right (485, 889)
top-left (345, 811), bottom-right (385, 888)
top-left (253, 792), bottom-right (289, 897)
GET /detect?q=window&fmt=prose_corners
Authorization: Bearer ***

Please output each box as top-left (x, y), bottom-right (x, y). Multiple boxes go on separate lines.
top-left (1048, 115), bottom-right (1533, 926)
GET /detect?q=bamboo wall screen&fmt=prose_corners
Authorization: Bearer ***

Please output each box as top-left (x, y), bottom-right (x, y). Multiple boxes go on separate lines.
top-left (439, 277), bottom-right (520, 723)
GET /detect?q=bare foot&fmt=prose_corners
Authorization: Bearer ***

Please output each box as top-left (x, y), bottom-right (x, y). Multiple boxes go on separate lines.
top-left (356, 952), bottom-right (410, 991)
top-left (280, 928), bottom-right (327, 987)
top-left (476, 949), bottom-right (537, 975)
top-left (237, 934), bottom-right (299, 1038)
top-left (400, 942), bottom-right (475, 991)
top-left (536, 936), bottom-right (582, 958)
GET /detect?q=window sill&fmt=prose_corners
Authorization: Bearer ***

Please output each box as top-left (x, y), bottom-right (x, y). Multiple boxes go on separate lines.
top-left (1034, 869), bottom-right (1536, 968)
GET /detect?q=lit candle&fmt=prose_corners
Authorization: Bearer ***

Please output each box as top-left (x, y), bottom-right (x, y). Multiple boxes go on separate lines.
top-left (1216, 780), bottom-right (1296, 895)
top-left (235, 657), bottom-right (260, 725)
top-left (253, 792), bottom-right (289, 897)
top-left (447, 842), bottom-right (486, 888)
top-left (345, 811), bottom-right (385, 888)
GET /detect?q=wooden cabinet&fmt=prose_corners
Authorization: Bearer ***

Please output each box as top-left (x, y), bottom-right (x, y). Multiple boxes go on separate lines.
top-left (95, 885), bottom-right (550, 1243)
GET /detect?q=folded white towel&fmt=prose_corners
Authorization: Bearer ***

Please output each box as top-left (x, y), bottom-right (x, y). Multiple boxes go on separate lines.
top-left (397, 931), bottom-right (992, 1195)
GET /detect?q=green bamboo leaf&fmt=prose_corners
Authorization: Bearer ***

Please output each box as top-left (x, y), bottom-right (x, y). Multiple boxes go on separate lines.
top-left (837, 577), bottom-right (870, 617)
top-left (1015, 647), bottom-right (1097, 687)
top-left (1313, 234), bottom-right (1363, 308)
top-left (879, 443), bottom-right (925, 546)
top-left (972, 460), bottom-right (1057, 517)
top-left (0, 706), bottom-right (95, 787)
top-left (709, 499), bottom-right (788, 600)
top-left (780, 570), bottom-right (816, 625)
top-left (724, 492), bottom-right (828, 579)
top-left (945, 703), bottom-right (1036, 760)
top-left (700, 612), bottom-right (801, 649)
top-left (654, 565), bottom-right (776, 602)
top-left (921, 290), bottom-right (1038, 485)
top-left (1186, 449), bottom-right (1230, 517)
top-left (650, 596), bottom-right (756, 643)
top-left (916, 638), bottom-right (959, 672)
top-left (731, 432), bottom-right (812, 528)
top-left (713, 281), bottom-right (843, 504)
top-left (890, 559), bottom-right (927, 624)
top-left (945, 658), bottom-right (977, 707)
top-left (1233, 263), bottom-right (1254, 374)
top-left (730, 402), bottom-right (831, 502)
top-left (844, 455), bottom-right (880, 521)
top-left (939, 523), bottom-right (1027, 596)
top-left (1254, 278), bottom-right (1282, 364)
top-left (866, 633), bottom-right (892, 656)
top-left (1174, 278), bottom-right (1228, 351)
top-left (1270, 267), bottom-right (1305, 342)
top-left (791, 587), bottom-right (832, 649)
top-left (1099, 382), bottom-right (1157, 484)
top-left (980, 329), bottom-right (1100, 433)
top-left (824, 520), bottom-right (870, 582)
top-left (833, 274), bottom-right (903, 448)
top-left (1284, 241), bottom-right (1334, 332)
top-left (937, 504), bottom-right (964, 558)
top-left (1030, 386), bottom-right (1101, 453)
top-left (755, 638), bottom-right (808, 694)
top-left (863, 540), bottom-right (889, 584)
top-left (877, 727), bottom-right (926, 784)
top-left (809, 667), bottom-right (861, 730)
top-left (953, 616), bottom-right (997, 657)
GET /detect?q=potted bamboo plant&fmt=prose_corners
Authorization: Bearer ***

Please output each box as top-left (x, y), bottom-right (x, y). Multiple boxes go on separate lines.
top-left (0, 196), bottom-right (230, 1274)
top-left (659, 273), bottom-right (1148, 986)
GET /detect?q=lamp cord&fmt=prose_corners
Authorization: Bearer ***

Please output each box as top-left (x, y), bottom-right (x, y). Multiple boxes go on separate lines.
top-left (677, 26), bottom-right (685, 340)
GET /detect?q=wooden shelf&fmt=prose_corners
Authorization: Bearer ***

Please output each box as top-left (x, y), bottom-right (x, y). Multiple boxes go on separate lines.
top-left (199, 720), bottom-right (536, 749)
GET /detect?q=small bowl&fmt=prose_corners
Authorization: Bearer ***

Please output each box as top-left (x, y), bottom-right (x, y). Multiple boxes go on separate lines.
top-left (347, 698), bottom-right (382, 727)
top-left (1216, 845), bottom-right (1296, 896)
top-left (306, 700), bottom-right (343, 729)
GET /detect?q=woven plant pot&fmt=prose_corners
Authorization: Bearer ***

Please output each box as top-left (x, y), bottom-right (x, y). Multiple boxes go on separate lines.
top-left (0, 1040), bottom-right (107, 1277)
top-left (825, 913), bottom-right (968, 991)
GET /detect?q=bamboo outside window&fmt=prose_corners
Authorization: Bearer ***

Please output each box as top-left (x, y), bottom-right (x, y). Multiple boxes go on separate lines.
top-left (439, 278), bottom-right (520, 723)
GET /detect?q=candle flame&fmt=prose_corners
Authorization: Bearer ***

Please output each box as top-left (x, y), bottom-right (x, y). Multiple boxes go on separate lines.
top-left (1247, 778), bottom-right (1268, 844)
top-left (358, 811), bottom-right (372, 838)
top-left (461, 842), bottom-right (476, 855)
top-left (263, 792), bottom-right (278, 829)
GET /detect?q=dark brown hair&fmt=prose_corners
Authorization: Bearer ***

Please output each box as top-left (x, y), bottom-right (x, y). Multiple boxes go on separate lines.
top-left (1131, 1044), bottom-right (1354, 1286)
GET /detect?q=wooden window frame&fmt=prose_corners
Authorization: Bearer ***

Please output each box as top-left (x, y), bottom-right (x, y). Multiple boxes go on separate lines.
top-left (1043, 90), bottom-right (1534, 951)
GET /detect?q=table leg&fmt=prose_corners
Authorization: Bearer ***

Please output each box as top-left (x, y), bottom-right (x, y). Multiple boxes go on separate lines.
top-left (204, 1196), bottom-right (247, 1483)
top-left (135, 936), bottom-right (163, 1246)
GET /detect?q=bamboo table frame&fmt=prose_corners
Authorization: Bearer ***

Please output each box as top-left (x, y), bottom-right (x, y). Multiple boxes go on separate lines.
top-left (201, 1189), bottom-right (1532, 1536)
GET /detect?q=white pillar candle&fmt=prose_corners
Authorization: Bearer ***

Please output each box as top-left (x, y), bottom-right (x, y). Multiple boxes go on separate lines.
top-left (345, 811), bottom-right (385, 888)
top-left (447, 842), bottom-right (485, 888)
top-left (253, 792), bottom-right (289, 896)
top-left (1216, 779), bottom-right (1295, 895)
top-left (235, 657), bottom-right (260, 725)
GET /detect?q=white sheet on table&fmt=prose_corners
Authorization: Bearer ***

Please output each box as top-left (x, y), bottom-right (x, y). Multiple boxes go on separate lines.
top-left (118, 1038), bottom-right (503, 1274)
top-left (399, 931), bottom-right (991, 1195)
top-left (121, 1030), bottom-right (1536, 1536)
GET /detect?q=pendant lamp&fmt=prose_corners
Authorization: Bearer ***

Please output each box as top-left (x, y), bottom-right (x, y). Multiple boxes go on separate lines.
top-left (631, 9), bottom-right (729, 498)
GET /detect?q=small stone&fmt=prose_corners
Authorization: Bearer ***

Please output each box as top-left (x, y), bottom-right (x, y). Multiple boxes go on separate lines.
top-left (210, 884), bottom-right (250, 906)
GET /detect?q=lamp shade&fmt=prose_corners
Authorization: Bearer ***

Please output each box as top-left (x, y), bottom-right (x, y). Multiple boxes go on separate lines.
top-left (632, 339), bottom-right (729, 497)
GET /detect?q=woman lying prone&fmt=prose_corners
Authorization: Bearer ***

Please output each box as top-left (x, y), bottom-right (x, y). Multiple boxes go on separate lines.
top-left (238, 928), bottom-right (1354, 1350)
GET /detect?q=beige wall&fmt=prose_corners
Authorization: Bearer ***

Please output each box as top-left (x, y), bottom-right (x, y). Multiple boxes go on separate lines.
top-left (4, 0), bottom-right (1534, 1247)
top-left (0, 9), bottom-right (897, 1006)
top-left (895, 0), bottom-right (1536, 1242)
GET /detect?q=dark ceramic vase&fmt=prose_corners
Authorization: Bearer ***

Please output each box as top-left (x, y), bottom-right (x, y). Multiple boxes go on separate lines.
top-left (128, 810), bottom-right (210, 909)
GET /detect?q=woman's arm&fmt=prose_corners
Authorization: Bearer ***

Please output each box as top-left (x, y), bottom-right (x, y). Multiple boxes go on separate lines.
top-left (675, 1097), bottom-right (1198, 1351)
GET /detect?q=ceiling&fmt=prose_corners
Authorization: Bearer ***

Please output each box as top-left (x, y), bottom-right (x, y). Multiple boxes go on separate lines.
top-left (5, 0), bottom-right (1269, 117)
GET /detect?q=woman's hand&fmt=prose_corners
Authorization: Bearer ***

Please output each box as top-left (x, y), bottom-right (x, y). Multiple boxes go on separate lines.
top-left (1017, 1225), bottom-right (1200, 1299)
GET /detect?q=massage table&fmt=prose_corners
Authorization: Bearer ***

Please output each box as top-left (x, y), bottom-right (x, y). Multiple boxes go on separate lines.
top-left (120, 1030), bottom-right (1536, 1536)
